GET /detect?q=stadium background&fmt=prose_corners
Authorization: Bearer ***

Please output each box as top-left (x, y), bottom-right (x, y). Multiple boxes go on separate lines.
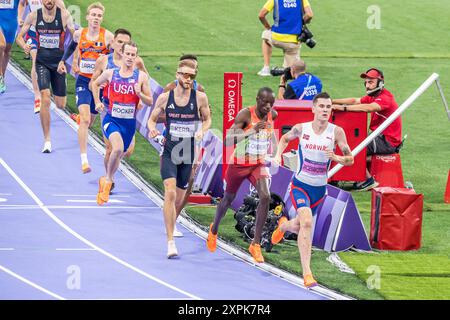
top-left (10, 0), bottom-right (450, 299)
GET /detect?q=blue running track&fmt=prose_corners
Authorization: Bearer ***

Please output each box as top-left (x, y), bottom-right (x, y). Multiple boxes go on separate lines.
top-left (0, 65), bottom-right (332, 300)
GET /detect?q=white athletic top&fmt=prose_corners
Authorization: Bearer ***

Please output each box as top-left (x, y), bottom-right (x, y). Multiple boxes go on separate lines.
top-left (295, 122), bottom-right (336, 186)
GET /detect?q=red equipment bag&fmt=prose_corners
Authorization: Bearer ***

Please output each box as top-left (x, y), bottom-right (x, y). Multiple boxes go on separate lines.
top-left (370, 187), bottom-right (424, 250)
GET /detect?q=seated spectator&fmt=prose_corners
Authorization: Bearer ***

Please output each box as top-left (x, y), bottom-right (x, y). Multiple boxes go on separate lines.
top-left (278, 60), bottom-right (322, 100)
top-left (332, 68), bottom-right (403, 191)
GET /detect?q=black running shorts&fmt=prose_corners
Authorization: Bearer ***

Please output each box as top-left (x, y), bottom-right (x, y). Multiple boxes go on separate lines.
top-left (36, 62), bottom-right (67, 97)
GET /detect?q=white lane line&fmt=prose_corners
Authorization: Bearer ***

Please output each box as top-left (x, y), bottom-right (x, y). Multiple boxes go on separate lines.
top-left (0, 248), bottom-right (15, 251)
top-left (66, 199), bottom-right (125, 204)
top-left (0, 264), bottom-right (65, 300)
top-left (0, 193), bottom-right (12, 196)
top-left (74, 298), bottom-right (194, 301)
top-left (0, 205), bottom-right (159, 210)
top-left (0, 158), bottom-right (200, 300)
top-left (55, 248), bottom-right (96, 251)
top-left (53, 194), bottom-right (131, 198)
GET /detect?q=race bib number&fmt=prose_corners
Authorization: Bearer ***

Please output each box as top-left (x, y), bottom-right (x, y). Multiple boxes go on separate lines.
top-left (79, 59), bottom-right (96, 75)
top-left (247, 130), bottom-right (271, 156)
top-left (247, 137), bottom-right (270, 156)
top-left (169, 121), bottom-right (196, 138)
top-left (302, 158), bottom-right (328, 176)
top-left (111, 103), bottom-right (135, 119)
top-left (39, 34), bottom-right (60, 49)
top-left (283, 0), bottom-right (297, 9)
top-left (0, 0), bottom-right (14, 9)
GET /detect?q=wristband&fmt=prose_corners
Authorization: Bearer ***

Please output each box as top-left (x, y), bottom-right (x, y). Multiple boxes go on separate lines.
top-left (279, 85), bottom-right (286, 88)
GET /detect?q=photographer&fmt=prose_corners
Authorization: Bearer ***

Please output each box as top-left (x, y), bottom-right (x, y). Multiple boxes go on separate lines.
top-left (257, 0), bottom-right (313, 77)
top-left (277, 60), bottom-right (322, 100)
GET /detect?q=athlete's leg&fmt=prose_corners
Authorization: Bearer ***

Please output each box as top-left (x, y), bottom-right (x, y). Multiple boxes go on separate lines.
top-left (175, 163), bottom-right (198, 218)
top-left (0, 43), bottom-right (11, 77)
top-left (53, 95), bottom-right (66, 109)
top-left (252, 177), bottom-right (271, 244)
top-left (40, 89), bottom-right (52, 142)
top-left (78, 104), bottom-right (91, 155)
top-left (30, 50), bottom-right (41, 105)
top-left (0, 29), bottom-right (6, 79)
top-left (296, 206), bottom-right (313, 277)
top-left (123, 135), bottom-right (135, 158)
top-left (163, 178), bottom-right (177, 241)
top-left (210, 191), bottom-right (236, 235)
top-left (105, 131), bottom-right (124, 183)
top-left (104, 135), bottom-right (112, 171)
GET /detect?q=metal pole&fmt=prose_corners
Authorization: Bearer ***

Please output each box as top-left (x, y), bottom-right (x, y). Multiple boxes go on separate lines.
top-left (328, 73), bottom-right (440, 179)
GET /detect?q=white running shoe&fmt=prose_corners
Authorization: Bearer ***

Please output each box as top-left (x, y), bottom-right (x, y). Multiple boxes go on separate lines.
top-left (173, 225), bottom-right (184, 238)
top-left (167, 240), bottom-right (178, 259)
top-left (257, 66), bottom-right (271, 77)
top-left (42, 141), bottom-right (52, 153)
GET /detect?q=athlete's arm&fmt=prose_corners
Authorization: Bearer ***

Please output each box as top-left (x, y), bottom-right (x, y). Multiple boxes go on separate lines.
top-left (196, 92), bottom-right (211, 141)
top-left (105, 30), bottom-right (115, 52)
top-left (326, 127), bottom-right (354, 166)
top-left (18, 0), bottom-right (27, 27)
top-left (92, 69), bottom-right (113, 112)
top-left (89, 55), bottom-right (107, 90)
top-left (16, 11), bottom-right (36, 54)
top-left (147, 93), bottom-right (169, 138)
top-left (62, 7), bottom-right (75, 36)
top-left (224, 109), bottom-right (262, 147)
top-left (56, 0), bottom-right (67, 9)
top-left (274, 123), bottom-right (303, 165)
top-left (269, 109), bottom-right (279, 157)
top-left (135, 72), bottom-right (153, 107)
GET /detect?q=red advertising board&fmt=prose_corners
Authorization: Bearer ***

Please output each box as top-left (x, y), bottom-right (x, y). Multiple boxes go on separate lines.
top-left (222, 73), bottom-right (243, 178)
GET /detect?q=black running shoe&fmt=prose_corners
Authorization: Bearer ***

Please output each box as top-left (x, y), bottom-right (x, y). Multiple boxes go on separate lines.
top-left (353, 177), bottom-right (379, 191)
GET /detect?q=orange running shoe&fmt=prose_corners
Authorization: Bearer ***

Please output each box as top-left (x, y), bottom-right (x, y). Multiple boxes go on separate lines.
top-left (271, 216), bottom-right (288, 245)
top-left (70, 113), bottom-right (81, 125)
top-left (248, 243), bottom-right (264, 263)
top-left (34, 99), bottom-right (41, 114)
top-left (206, 223), bottom-right (217, 252)
top-left (97, 177), bottom-right (112, 205)
top-left (81, 162), bottom-right (91, 174)
top-left (303, 273), bottom-right (318, 289)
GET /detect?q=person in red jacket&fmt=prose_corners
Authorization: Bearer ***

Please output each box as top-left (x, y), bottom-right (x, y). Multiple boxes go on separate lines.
top-left (332, 68), bottom-right (402, 191)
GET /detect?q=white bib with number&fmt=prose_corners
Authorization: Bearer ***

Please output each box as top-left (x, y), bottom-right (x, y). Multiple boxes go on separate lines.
top-left (111, 103), bottom-right (135, 119)
top-left (169, 121), bottom-right (196, 138)
top-left (39, 34), bottom-right (60, 49)
top-left (79, 59), bottom-right (96, 75)
top-left (0, 0), bottom-right (14, 9)
top-left (247, 131), bottom-right (271, 156)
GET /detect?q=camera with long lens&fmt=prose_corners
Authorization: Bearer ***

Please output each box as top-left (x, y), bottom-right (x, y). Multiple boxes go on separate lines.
top-left (270, 66), bottom-right (293, 81)
top-left (298, 25), bottom-right (316, 48)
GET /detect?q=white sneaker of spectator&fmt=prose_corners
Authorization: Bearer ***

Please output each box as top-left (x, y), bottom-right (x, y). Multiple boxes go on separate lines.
top-left (257, 66), bottom-right (271, 76)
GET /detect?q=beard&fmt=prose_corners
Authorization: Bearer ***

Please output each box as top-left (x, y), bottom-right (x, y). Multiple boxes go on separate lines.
top-left (44, 2), bottom-right (55, 10)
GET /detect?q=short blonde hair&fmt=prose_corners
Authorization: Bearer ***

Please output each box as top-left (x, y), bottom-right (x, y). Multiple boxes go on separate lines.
top-left (86, 2), bottom-right (105, 15)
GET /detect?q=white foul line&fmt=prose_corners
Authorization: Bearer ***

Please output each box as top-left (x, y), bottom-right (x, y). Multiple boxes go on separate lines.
top-left (0, 264), bottom-right (65, 300)
top-left (0, 158), bottom-right (201, 300)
